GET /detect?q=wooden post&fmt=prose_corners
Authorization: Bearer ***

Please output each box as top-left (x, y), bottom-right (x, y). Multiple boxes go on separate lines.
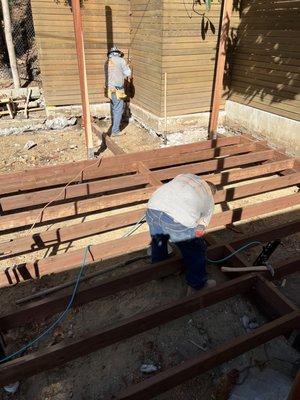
top-left (1, 0), bottom-right (20, 89)
top-left (71, 0), bottom-right (94, 159)
top-left (163, 72), bottom-right (167, 145)
top-left (208, 0), bottom-right (233, 139)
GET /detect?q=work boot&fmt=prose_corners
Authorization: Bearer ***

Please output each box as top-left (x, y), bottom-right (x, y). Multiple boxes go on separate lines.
top-left (186, 279), bottom-right (217, 296)
top-left (205, 279), bottom-right (217, 288)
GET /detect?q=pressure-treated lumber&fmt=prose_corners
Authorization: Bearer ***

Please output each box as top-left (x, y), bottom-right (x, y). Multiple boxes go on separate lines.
top-left (0, 159), bottom-right (295, 259)
top-left (209, 0), bottom-right (233, 138)
top-left (0, 144), bottom-right (282, 212)
top-left (254, 275), bottom-right (298, 320)
top-left (1, 192), bottom-right (299, 287)
top-left (0, 276), bottom-right (298, 391)
top-left (0, 274), bottom-right (257, 386)
top-left (1, 223), bottom-right (299, 331)
top-left (0, 150), bottom-right (277, 231)
top-left (71, 0), bottom-right (94, 158)
top-left (0, 140), bottom-right (259, 199)
top-left (0, 136), bottom-right (242, 194)
top-left (110, 312), bottom-right (300, 400)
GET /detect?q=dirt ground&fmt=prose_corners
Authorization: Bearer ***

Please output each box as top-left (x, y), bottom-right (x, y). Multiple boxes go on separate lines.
top-left (0, 119), bottom-right (299, 400)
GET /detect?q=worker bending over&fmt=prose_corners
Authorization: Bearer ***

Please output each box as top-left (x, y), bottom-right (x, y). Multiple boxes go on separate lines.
top-left (107, 46), bottom-right (131, 136)
top-left (146, 174), bottom-right (216, 293)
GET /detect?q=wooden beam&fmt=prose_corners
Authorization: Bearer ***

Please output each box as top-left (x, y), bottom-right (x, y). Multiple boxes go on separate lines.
top-left (208, 0), bottom-right (233, 138)
top-left (0, 258), bottom-right (183, 331)
top-left (0, 209), bottom-right (145, 258)
top-left (1, 193), bottom-right (299, 287)
top-left (71, 0), bottom-right (94, 158)
top-left (137, 162), bottom-right (162, 187)
top-left (0, 150), bottom-right (278, 232)
top-left (254, 275), bottom-right (298, 320)
top-left (0, 144), bottom-right (281, 212)
top-left (0, 141), bottom-right (257, 201)
top-left (152, 150), bottom-right (274, 180)
top-left (0, 223), bottom-right (298, 331)
top-left (214, 172), bottom-right (300, 203)
top-left (0, 136), bottom-right (242, 195)
top-left (0, 160), bottom-right (296, 259)
top-left (0, 274), bottom-right (257, 386)
top-left (110, 312), bottom-right (300, 400)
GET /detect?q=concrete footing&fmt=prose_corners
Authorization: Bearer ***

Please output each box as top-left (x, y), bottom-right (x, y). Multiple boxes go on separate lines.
top-left (46, 103), bottom-right (111, 118)
top-left (225, 100), bottom-right (300, 156)
top-left (130, 103), bottom-right (225, 134)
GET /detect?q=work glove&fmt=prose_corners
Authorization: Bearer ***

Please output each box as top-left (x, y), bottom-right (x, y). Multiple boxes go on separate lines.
top-left (195, 225), bottom-right (206, 238)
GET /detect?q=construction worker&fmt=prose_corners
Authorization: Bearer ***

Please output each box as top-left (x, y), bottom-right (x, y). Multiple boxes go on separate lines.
top-left (146, 174), bottom-right (217, 294)
top-left (106, 46), bottom-right (131, 136)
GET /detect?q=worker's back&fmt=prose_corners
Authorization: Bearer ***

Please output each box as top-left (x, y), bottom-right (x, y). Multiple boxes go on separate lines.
top-left (108, 55), bottom-right (131, 88)
top-left (148, 174), bottom-right (215, 228)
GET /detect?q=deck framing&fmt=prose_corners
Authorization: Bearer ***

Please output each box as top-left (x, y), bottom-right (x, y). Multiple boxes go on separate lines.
top-left (0, 133), bottom-right (299, 397)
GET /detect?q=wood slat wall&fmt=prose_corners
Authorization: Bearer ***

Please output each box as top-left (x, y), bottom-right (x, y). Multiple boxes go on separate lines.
top-left (31, 0), bottom-right (130, 106)
top-left (31, 0), bottom-right (300, 122)
top-left (161, 0), bottom-right (224, 116)
top-left (229, 0), bottom-right (300, 121)
top-left (130, 0), bottom-right (163, 116)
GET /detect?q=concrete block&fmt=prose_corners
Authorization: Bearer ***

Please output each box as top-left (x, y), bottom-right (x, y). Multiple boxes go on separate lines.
top-left (225, 101), bottom-right (300, 156)
top-left (131, 103), bottom-right (225, 134)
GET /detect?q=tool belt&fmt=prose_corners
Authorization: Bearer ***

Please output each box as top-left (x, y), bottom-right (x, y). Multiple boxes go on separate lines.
top-left (105, 86), bottom-right (127, 100)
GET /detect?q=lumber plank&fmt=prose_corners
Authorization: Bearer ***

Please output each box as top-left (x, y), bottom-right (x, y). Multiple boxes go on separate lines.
top-left (0, 136), bottom-right (242, 194)
top-left (103, 136), bottom-right (126, 156)
top-left (152, 149), bottom-right (275, 180)
top-left (0, 174), bottom-right (149, 212)
top-left (109, 312), bottom-right (300, 400)
top-left (0, 160), bottom-right (294, 259)
top-left (214, 172), bottom-right (300, 203)
top-left (1, 222), bottom-right (299, 331)
top-left (1, 193), bottom-right (299, 287)
top-left (0, 150), bottom-right (276, 231)
top-left (0, 275), bottom-right (257, 386)
top-left (137, 162), bottom-right (162, 187)
top-left (254, 276), bottom-right (298, 320)
top-left (0, 138), bottom-right (242, 185)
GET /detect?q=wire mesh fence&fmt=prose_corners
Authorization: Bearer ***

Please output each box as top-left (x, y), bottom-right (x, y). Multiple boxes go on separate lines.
top-left (0, 0), bottom-right (41, 87)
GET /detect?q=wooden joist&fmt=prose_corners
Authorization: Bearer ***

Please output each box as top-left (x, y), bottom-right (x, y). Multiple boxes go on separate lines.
top-left (1, 192), bottom-right (299, 287)
top-left (0, 151), bottom-right (292, 233)
top-left (0, 135), bottom-right (299, 398)
top-left (0, 136), bottom-right (242, 195)
top-left (0, 148), bottom-right (289, 214)
top-left (1, 221), bottom-right (299, 331)
top-left (0, 275), bottom-right (299, 391)
top-left (0, 158), bottom-right (295, 258)
top-left (110, 311), bottom-right (300, 400)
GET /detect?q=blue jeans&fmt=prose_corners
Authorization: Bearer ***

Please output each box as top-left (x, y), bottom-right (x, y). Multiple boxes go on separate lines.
top-left (111, 92), bottom-right (124, 134)
top-left (146, 209), bottom-right (207, 290)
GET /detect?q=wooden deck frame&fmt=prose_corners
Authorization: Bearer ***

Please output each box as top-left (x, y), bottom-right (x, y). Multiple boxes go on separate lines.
top-left (0, 134), bottom-right (299, 396)
top-left (0, 224), bottom-right (299, 331)
top-left (0, 272), bottom-right (299, 392)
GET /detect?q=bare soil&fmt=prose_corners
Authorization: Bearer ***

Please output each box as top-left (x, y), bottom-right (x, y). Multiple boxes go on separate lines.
top-left (0, 121), bottom-right (299, 400)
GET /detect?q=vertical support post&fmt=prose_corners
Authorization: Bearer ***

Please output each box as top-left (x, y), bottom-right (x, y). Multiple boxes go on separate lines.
top-left (1, 0), bottom-right (20, 89)
top-left (71, 0), bottom-right (94, 159)
top-left (208, 0), bottom-right (233, 139)
top-left (163, 72), bottom-right (168, 145)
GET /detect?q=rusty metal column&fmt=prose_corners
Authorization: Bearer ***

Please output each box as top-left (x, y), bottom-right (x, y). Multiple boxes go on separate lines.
top-left (71, 0), bottom-right (94, 159)
top-left (208, 0), bottom-right (233, 140)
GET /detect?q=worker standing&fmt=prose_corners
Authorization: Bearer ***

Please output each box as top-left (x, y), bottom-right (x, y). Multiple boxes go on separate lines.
top-left (146, 174), bottom-right (217, 294)
top-left (106, 46), bottom-right (131, 136)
